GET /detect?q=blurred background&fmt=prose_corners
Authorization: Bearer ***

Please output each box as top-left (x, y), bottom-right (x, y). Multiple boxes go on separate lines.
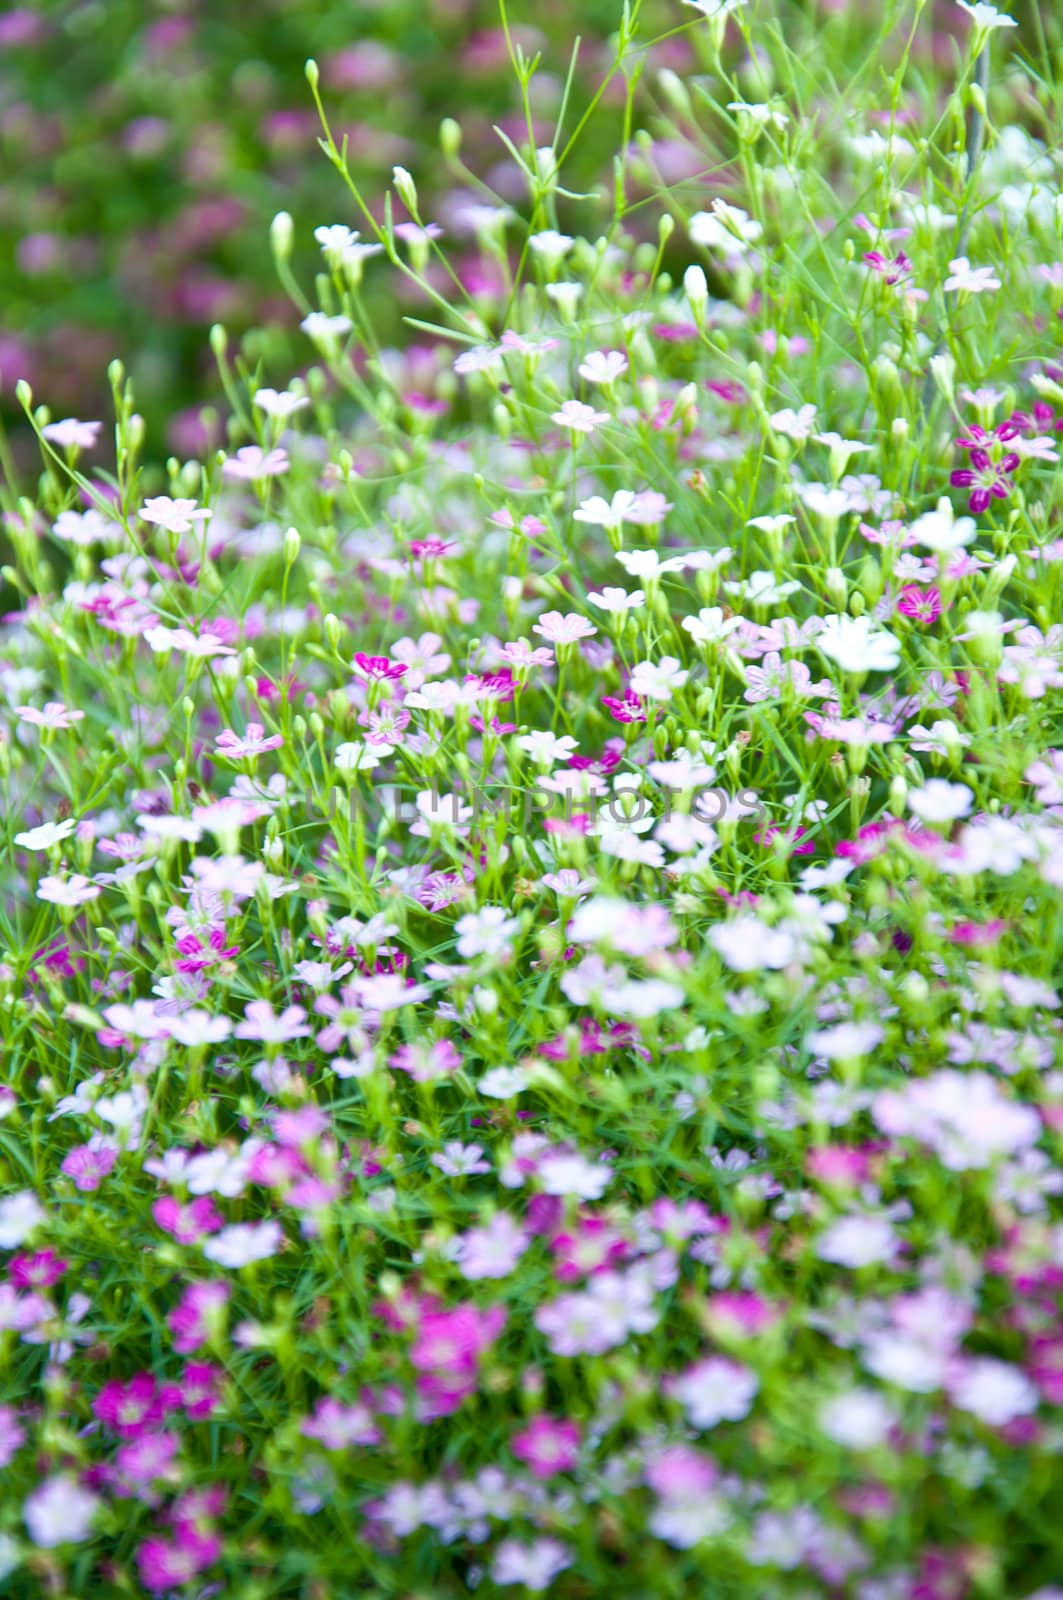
top-left (1, 0), bottom-right (1057, 466)
top-left (0, 0), bottom-right (691, 462)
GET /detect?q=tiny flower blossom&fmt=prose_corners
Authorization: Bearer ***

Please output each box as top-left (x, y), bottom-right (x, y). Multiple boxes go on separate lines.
top-left (578, 349), bottom-right (628, 384)
top-left (551, 400), bottom-right (610, 435)
top-left (215, 724), bottom-right (285, 761)
top-left (222, 445), bottom-right (290, 480)
top-left (139, 496), bottom-right (213, 535)
top-left (944, 256), bottom-right (1002, 293)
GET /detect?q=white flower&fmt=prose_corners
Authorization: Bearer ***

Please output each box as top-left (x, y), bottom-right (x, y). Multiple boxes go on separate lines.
top-left (909, 498), bottom-right (976, 552)
top-left (683, 608), bottom-right (745, 648)
top-left (724, 569), bottom-right (801, 605)
top-left (14, 818), bottom-right (77, 851)
top-left (574, 489), bottom-right (638, 529)
top-left (335, 741), bottom-right (386, 772)
top-left (253, 387), bottom-right (311, 419)
top-left (455, 906), bottom-right (520, 959)
top-left (629, 656), bottom-right (689, 701)
top-left (690, 199), bottom-right (761, 253)
top-left (769, 404), bottom-right (817, 441)
top-left (947, 1358), bottom-right (1038, 1425)
top-left (586, 585), bottom-right (645, 614)
top-left (709, 916), bottom-right (796, 971)
top-left (816, 1214), bottom-right (900, 1268)
top-left (908, 780), bottom-right (974, 823)
top-left (537, 1153), bottom-right (613, 1199)
top-left (527, 229), bottom-right (574, 262)
top-left (817, 615), bottom-right (901, 674)
top-left (0, 1191), bottom-right (45, 1248)
top-left (944, 256), bottom-right (1001, 294)
top-left (479, 1067), bottom-right (531, 1098)
top-left (819, 1388), bottom-right (897, 1449)
top-left (578, 350), bottom-right (628, 385)
top-left (805, 1021), bottom-right (884, 1060)
top-left (670, 1357), bottom-right (759, 1428)
top-left (203, 1221), bottom-right (284, 1268)
top-left (956, 1), bottom-right (1017, 31)
top-left (24, 1476), bottom-right (100, 1547)
top-left (515, 730), bottom-right (579, 766)
top-left (300, 312), bottom-right (353, 343)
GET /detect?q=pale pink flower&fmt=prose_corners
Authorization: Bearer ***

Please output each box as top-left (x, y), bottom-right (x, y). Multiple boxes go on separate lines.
top-left (551, 400), bottom-right (610, 435)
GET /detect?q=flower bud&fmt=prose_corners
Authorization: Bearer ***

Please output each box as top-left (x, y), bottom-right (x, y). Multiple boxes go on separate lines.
top-left (270, 211), bottom-right (294, 265)
top-left (684, 264), bottom-right (709, 320)
top-left (440, 118), bottom-right (462, 158)
top-left (392, 166), bottom-right (418, 213)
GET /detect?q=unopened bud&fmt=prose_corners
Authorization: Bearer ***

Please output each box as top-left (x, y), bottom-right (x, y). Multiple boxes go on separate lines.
top-left (392, 166), bottom-right (418, 213)
top-left (283, 526), bottom-right (301, 565)
top-left (657, 68), bottom-right (692, 119)
top-left (684, 264), bottom-right (708, 318)
top-left (440, 118), bottom-right (462, 158)
top-left (270, 210), bottom-right (294, 265)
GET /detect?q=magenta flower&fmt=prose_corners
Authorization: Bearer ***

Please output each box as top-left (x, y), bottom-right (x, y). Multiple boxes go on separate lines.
top-left (409, 1303), bottom-right (507, 1377)
top-left (897, 585), bottom-right (943, 624)
top-left (950, 421), bottom-right (1020, 514)
top-left (9, 1250), bottom-right (68, 1289)
top-left (352, 652), bottom-right (409, 681)
top-left (601, 689), bottom-right (646, 724)
top-left (177, 1362), bottom-right (223, 1420)
top-left (136, 1528), bottom-right (221, 1593)
top-left (511, 1414), bottom-right (581, 1478)
top-left (93, 1373), bottom-right (177, 1439)
top-left (863, 250), bottom-right (913, 286)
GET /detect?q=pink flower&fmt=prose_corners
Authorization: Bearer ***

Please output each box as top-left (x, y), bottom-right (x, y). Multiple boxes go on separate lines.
top-left (532, 611), bottom-right (597, 645)
top-left (221, 445), bottom-right (289, 480)
top-left (61, 1143), bottom-right (118, 1191)
top-left (390, 1038), bottom-right (461, 1082)
top-left (14, 702), bottom-right (84, 730)
top-left (300, 1396), bottom-right (381, 1449)
top-left (214, 723), bottom-right (284, 760)
top-left (167, 1282), bottom-right (231, 1354)
top-left (153, 1196), bottom-right (224, 1245)
top-left (511, 1414), bottom-right (581, 1477)
top-left (455, 1212), bottom-right (529, 1280)
top-left (41, 418), bottom-right (101, 451)
top-left (551, 399), bottom-right (610, 435)
top-left (139, 496), bottom-right (212, 534)
top-left (177, 1362), bottom-right (223, 1420)
top-left (234, 1000), bottom-right (310, 1043)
